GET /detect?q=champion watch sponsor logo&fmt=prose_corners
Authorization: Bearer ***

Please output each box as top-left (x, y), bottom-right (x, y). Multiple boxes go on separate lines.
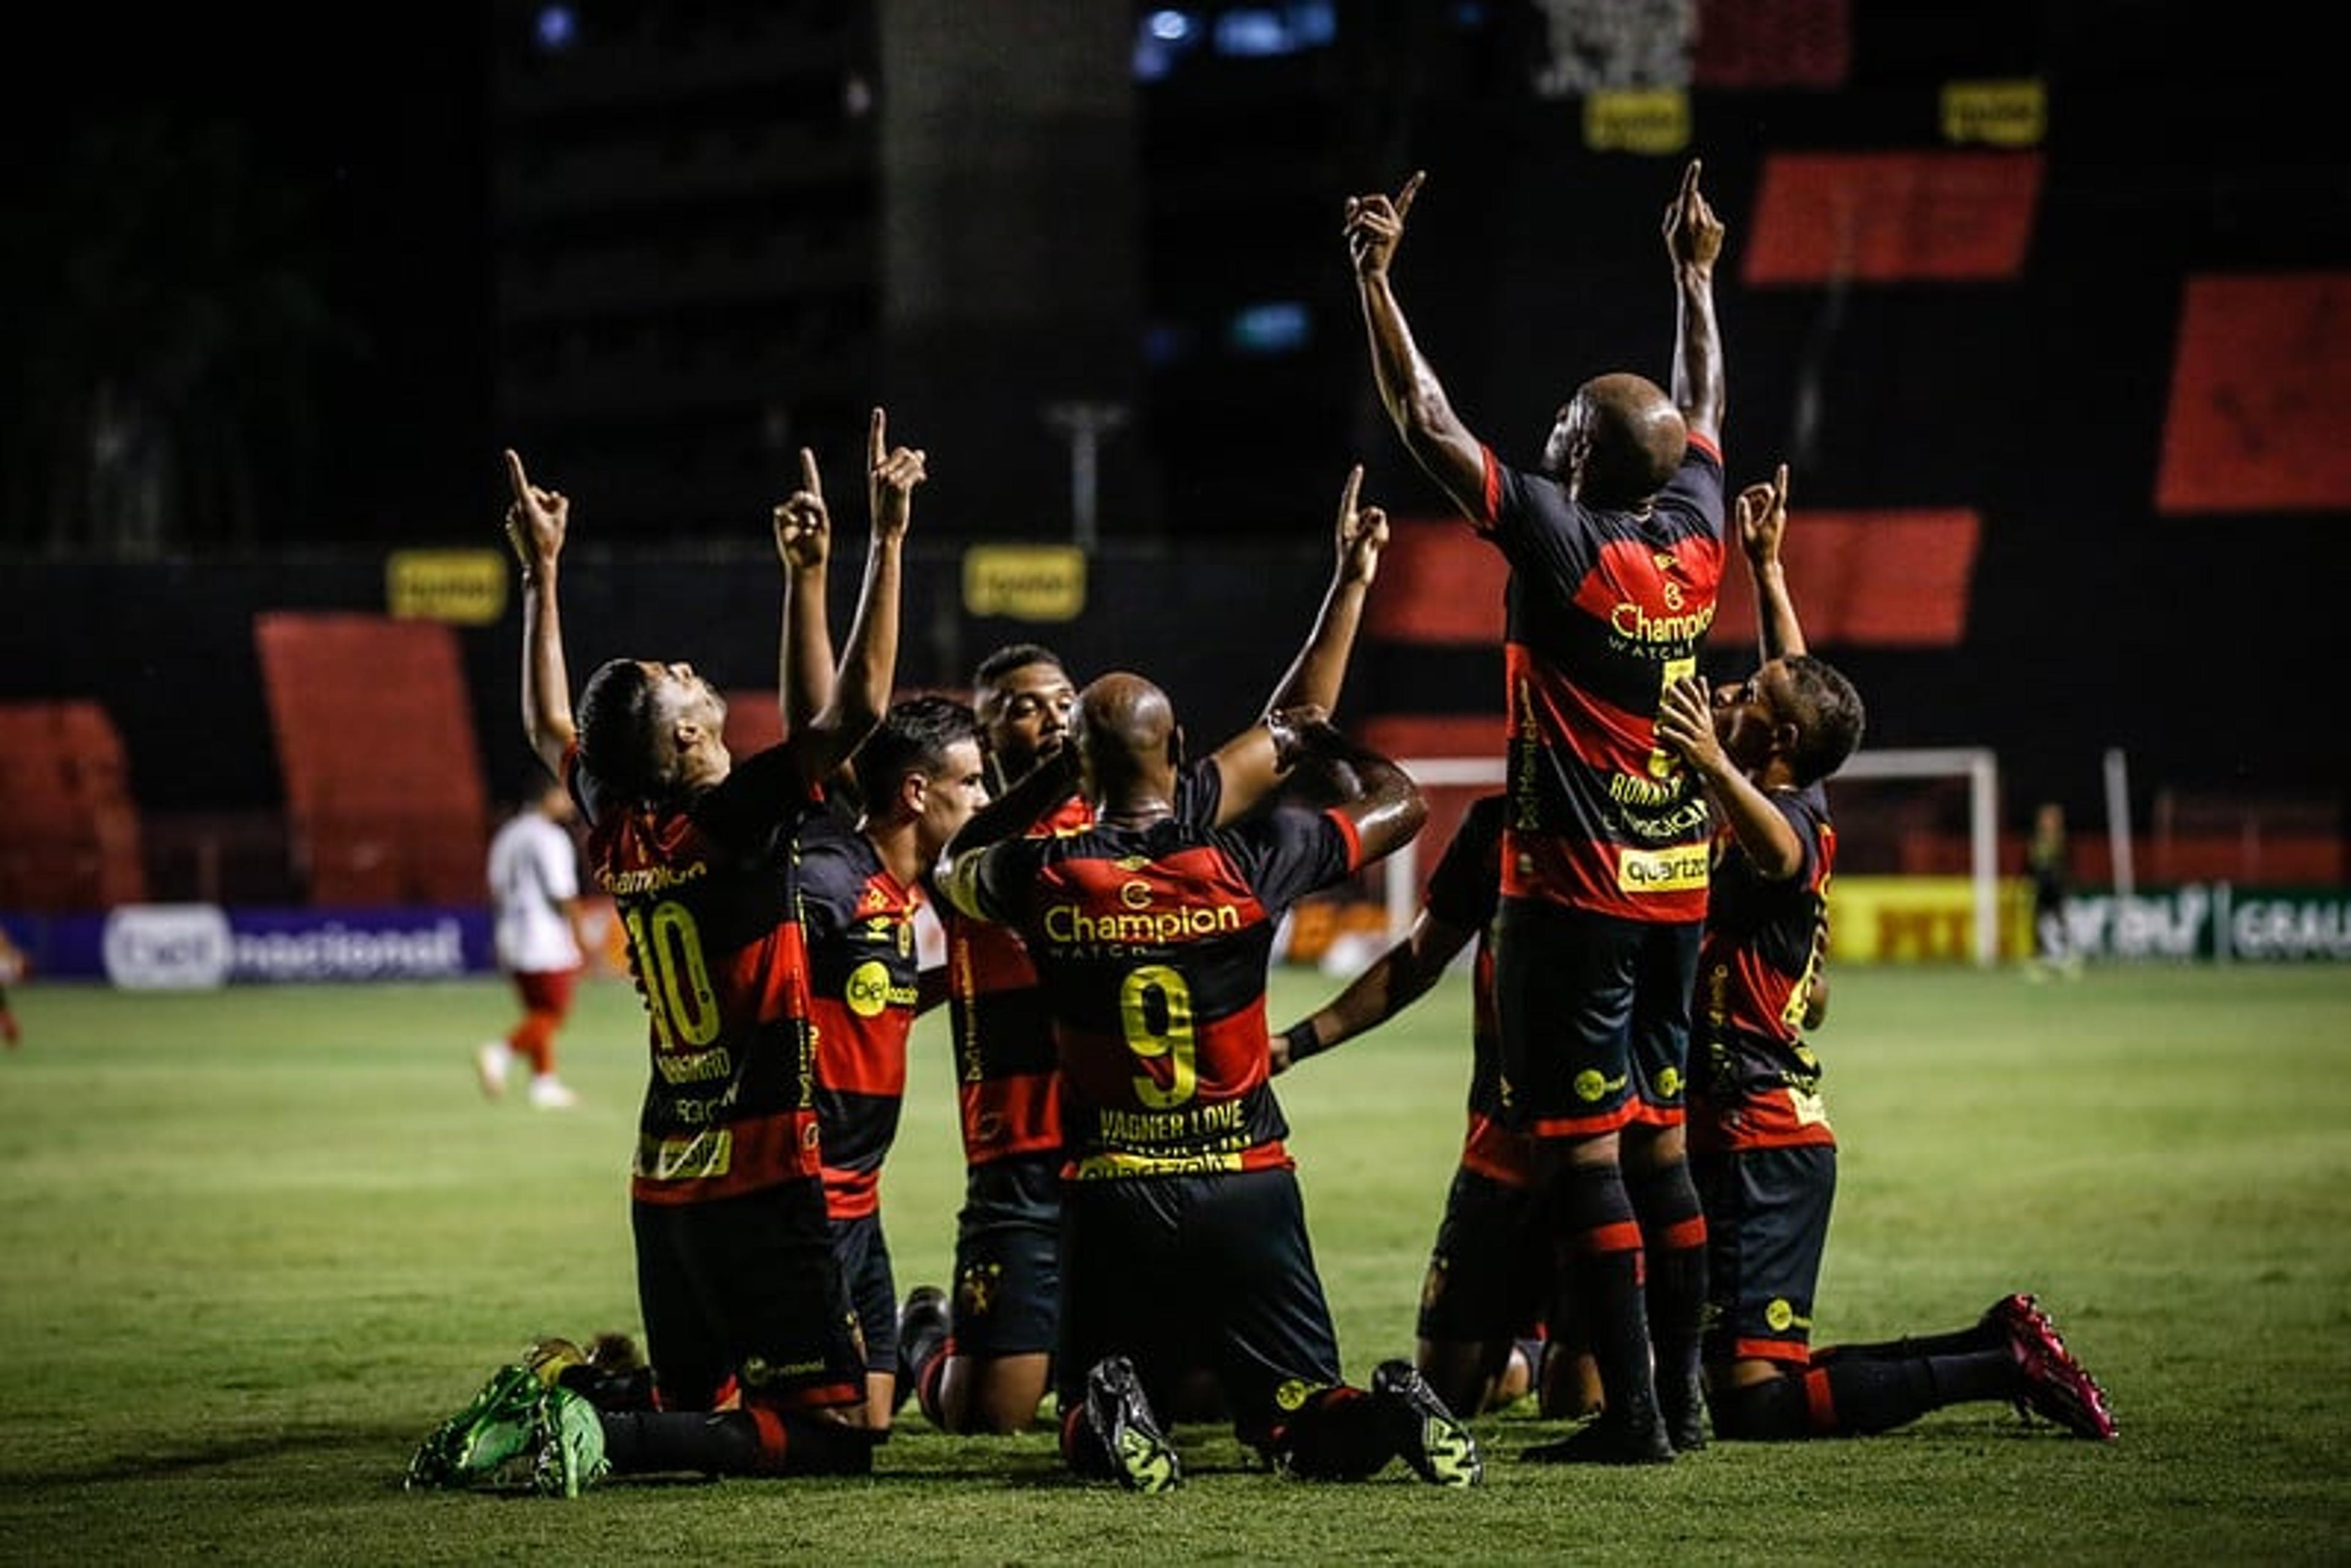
top-left (1610, 599), bottom-right (1714, 645)
top-left (1043, 901), bottom-right (1242, 947)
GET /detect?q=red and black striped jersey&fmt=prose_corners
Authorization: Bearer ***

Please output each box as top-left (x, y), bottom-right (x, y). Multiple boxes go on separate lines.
top-left (572, 744), bottom-right (827, 1206)
top-left (942, 795), bottom-right (1358, 1182)
top-left (938, 764), bottom-right (1219, 1168)
top-left (798, 813), bottom-right (924, 1220)
top-left (1422, 793), bottom-right (1535, 1190)
top-left (1689, 782), bottom-right (1837, 1152)
top-left (1474, 436), bottom-right (1726, 923)
top-left (938, 792), bottom-right (1089, 1166)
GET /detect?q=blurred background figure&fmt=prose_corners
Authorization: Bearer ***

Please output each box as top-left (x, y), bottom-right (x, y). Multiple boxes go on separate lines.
top-left (478, 773), bottom-right (591, 1107)
top-left (0, 923), bottom-right (26, 1046)
top-left (2025, 802), bottom-right (2080, 981)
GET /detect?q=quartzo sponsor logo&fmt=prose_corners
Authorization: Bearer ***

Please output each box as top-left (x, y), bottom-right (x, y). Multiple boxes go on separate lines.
top-left (101, 906), bottom-right (471, 988)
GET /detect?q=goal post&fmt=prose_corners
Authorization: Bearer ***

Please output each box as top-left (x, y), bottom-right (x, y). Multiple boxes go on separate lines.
top-left (1383, 748), bottom-right (2003, 967)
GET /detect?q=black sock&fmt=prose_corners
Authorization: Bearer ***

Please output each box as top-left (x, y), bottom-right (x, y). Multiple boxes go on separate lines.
top-left (1711, 1362), bottom-right (1940, 1440)
top-left (558, 1364), bottom-right (655, 1413)
top-left (599, 1408), bottom-right (876, 1477)
top-left (1708, 1374), bottom-right (1811, 1440)
top-left (1265, 1385), bottom-right (1393, 1481)
top-left (1817, 1321), bottom-right (1995, 1364)
top-left (912, 1335), bottom-right (954, 1428)
top-left (1060, 1397), bottom-right (1119, 1479)
top-left (1624, 1160), bottom-right (1708, 1406)
top-left (1550, 1162), bottom-right (1659, 1435)
top-left (596, 1410), bottom-right (762, 1476)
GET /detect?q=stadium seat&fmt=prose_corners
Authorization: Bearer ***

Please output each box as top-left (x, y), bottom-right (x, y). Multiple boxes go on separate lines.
top-left (253, 613), bottom-right (490, 907)
top-left (0, 700), bottom-right (149, 911)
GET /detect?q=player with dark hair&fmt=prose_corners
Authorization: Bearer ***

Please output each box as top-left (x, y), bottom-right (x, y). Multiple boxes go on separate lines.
top-left (901, 469), bottom-right (1395, 1436)
top-left (798, 692), bottom-right (988, 1430)
top-left (937, 672), bottom-right (1481, 1492)
top-left (1655, 464), bottom-right (2115, 1445)
top-left (1272, 793), bottom-right (1600, 1426)
top-left (1346, 160), bottom-right (1728, 1462)
top-left (408, 410), bottom-right (923, 1496)
top-left (892, 640), bottom-right (1081, 1435)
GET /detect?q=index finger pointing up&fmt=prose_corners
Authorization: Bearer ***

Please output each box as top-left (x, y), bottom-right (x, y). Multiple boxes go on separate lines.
top-left (798, 446), bottom-right (822, 498)
top-left (503, 448), bottom-right (531, 503)
top-left (868, 407), bottom-right (887, 469)
top-left (1338, 463), bottom-right (1363, 517)
top-left (1396, 169), bottom-right (1425, 217)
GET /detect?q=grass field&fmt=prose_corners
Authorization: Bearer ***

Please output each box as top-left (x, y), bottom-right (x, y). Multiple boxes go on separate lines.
top-left (1, 963), bottom-right (2346, 1564)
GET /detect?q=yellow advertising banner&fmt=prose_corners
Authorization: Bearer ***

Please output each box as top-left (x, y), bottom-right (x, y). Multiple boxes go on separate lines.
top-left (964, 545), bottom-right (1087, 622)
top-left (1826, 876), bottom-right (2032, 963)
top-left (1583, 89), bottom-right (1690, 156)
top-left (386, 550), bottom-right (507, 625)
top-left (1940, 79), bottom-right (2046, 148)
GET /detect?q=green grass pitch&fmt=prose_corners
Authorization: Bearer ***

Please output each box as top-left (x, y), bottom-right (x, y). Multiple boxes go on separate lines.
top-left (1, 963), bottom-right (2345, 1563)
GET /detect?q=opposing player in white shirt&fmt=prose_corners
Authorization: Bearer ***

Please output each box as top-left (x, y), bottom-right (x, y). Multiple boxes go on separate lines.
top-left (479, 774), bottom-right (593, 1108)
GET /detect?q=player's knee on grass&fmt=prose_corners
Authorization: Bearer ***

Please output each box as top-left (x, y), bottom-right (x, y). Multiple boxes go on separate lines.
top-left (1706, 1372), bottom-right (1809, 1441)
top-left (1264, 1386), bottom-right (1393, 1481)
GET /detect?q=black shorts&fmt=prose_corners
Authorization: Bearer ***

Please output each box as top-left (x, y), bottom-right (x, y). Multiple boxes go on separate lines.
top-left (1058, 1166), bottom-right (1343, 1449)
top-left (1417, 1166), bottom-right (1548, 1346)
top-left (953, 1153), bottom-right (1062, 1359)
top-left (1692, 1140), bottom-right (1836, 1368)
top-left (1494, 897), bottom-right (1699, 1140)
top-left (831, 1209), bottom-right (899, 1375)
top-left (631, 1180), bottom-right (864, 1413)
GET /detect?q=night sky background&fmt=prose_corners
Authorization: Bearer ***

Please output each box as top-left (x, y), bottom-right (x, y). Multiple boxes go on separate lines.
top-left (2, 4), bottom-right (2345, 854)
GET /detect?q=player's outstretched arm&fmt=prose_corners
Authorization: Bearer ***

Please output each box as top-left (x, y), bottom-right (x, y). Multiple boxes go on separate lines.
top-left (1288, 717), bottom-right (1427, 868)
top-left (1344, 171), bottom-right (1488, 520)
top-left (1209, 466), bottom-right (1392, 822)
top-left (774, 443), bottom-right (836, 738)
top-left (503, 448), bottom-right (577, 778)
top-left (943, 744), bottom-right (1078, 863)
top-left (798, 408), bottom-right (922, 784)
top-left (1656, 675), bottom-right (1802, 879)
top-left (1663, 159), bottom-right (1727, 449)
top-left (1272, 908), bottom-right (1473, 1074)
top-left (1736, 463), bottom-right (1806, 661)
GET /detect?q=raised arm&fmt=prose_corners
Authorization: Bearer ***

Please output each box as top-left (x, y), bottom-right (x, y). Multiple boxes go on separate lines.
top-left (1345, 171), bottom-right (1488, 521)
top-left (774, 444), bottom-right (836, 738)
top-left (942, 743), bottom-right (1079, 863)
top-left (1272, 907), bottom-right (1474, 1074)
top-left (1663, 159), bottom-right (1727, 449)
top-left (795, 408), bottom-right (922, 784)
top-left (1737, 463), bottom-right (1805, 661)
top-left (501, 449), bottom-right (576, 778)
top-left (1655, 675), bottom-right (1802, 879)
top-left (1206, 465), bottom-right (1390, 821)
top-left (1288, 717), bottom-right (1427, 868)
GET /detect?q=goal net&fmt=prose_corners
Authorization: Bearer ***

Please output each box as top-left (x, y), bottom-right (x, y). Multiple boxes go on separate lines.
top-left (1333, 749), bottom-right (2001, 968)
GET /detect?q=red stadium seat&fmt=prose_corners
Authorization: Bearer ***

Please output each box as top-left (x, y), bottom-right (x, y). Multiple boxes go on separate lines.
top-left (253, 613), bottom-right (490, 907)
top-left (0, 700), bottom-right (148, 912)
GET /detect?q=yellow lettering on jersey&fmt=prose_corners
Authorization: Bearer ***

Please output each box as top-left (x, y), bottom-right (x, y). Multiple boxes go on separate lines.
top-left (1071, 1148), bottom-right (1247, 1180)
top-left (636, 1128), bottom-right (733, 1182)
